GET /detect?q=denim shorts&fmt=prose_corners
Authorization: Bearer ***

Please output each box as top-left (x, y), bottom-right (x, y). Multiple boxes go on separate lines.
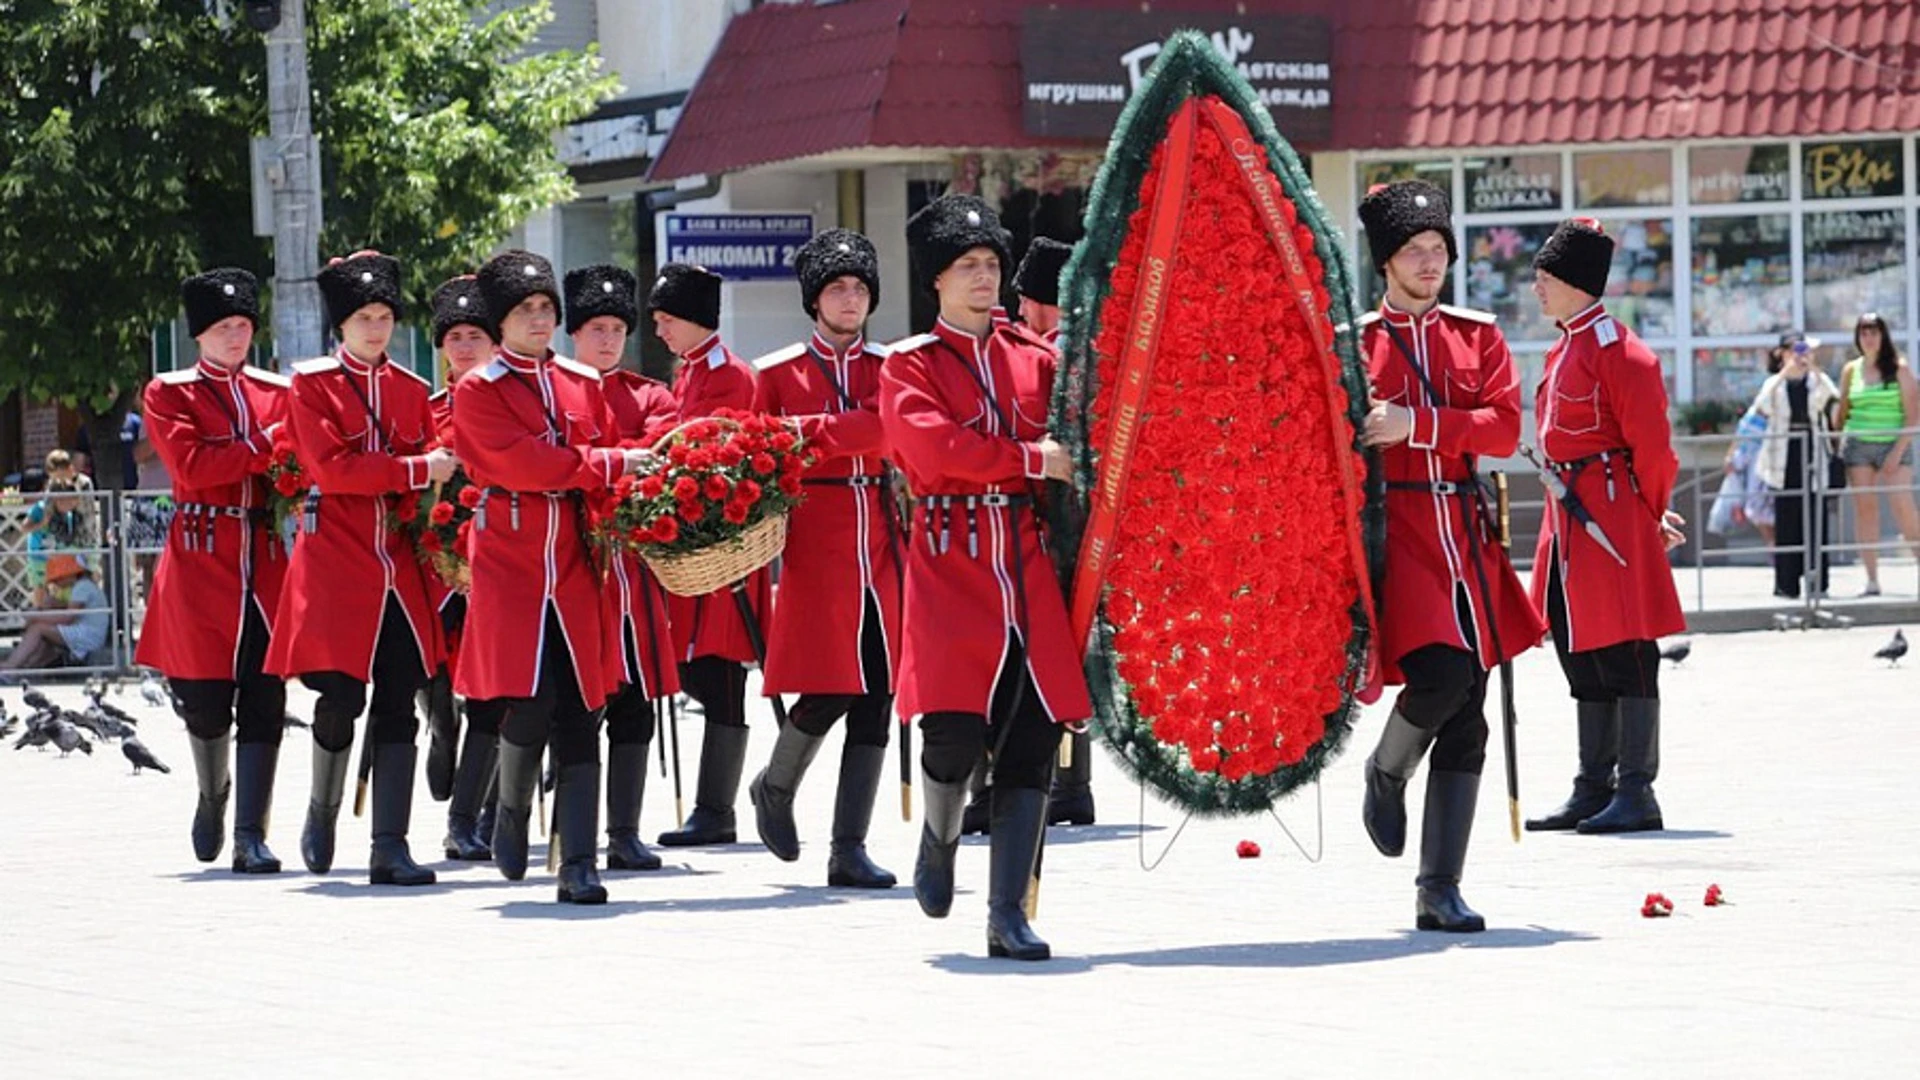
top-left (1841, 437), bottom-right (1913, 470)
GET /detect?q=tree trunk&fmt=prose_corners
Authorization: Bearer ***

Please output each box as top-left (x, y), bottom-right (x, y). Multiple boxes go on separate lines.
top-left (81, 398), bottom-right (132, 492)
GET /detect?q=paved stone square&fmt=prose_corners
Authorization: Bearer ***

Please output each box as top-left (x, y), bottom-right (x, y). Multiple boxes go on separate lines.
top-left (2, 624), bottom-right (1914, 1078)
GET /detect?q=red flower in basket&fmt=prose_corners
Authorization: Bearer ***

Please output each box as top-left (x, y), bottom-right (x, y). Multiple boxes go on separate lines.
top-left (600, 408), bottom-right (816, 594)
top-left (263, 436), bottom-right (308, 534)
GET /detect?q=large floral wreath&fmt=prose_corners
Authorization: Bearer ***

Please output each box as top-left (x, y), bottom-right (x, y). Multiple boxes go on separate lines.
top-left (1048, 33), bottom-right (1384, 816)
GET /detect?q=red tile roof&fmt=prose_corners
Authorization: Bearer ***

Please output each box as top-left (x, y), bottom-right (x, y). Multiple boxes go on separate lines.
top-left (650, 0), bottom-right (1920, 181)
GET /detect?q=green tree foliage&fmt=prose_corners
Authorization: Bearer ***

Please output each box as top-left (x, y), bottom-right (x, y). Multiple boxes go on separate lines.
top-left (0, 0), bottom-right (614, 487)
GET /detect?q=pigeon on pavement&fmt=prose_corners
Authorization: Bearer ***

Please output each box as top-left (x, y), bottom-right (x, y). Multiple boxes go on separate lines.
top-left (1874, 629), bottom-right (1907, 667)
top-left (122, 736), bottom-right (170, 775)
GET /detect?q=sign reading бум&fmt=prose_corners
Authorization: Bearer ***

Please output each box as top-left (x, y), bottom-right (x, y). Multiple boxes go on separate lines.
top-left (660, 213), bottom-right (815, 281)
top-left (1021, 10), bottom-right (1331, 141)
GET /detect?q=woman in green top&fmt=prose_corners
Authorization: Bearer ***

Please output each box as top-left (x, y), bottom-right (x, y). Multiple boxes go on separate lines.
top-left (1835, 312), bottom-right (1920, 596)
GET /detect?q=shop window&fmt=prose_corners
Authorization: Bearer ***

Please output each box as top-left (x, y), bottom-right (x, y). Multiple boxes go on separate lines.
top-left (1356, 159), bottom-right (1452, 204)
top-left (1689, 214), bottom-right (1791, 335)
top-left (1804, 208), bottom-right (1906, 334)
top-left (1802, 139), bottom-right (1903, 201)
top-left (1464, 222), bottom-right (1557, 341)
top-left (1692, 346), bottom-right (1774, 408)
top-left (1463, 153), bottom-right (1561, 214)
top-left (1688, 145), bottom-right (1791, 205)
top-left (1574, 149), bottom-right (1673, 209)
top-left (1593, 217), bottom-right (1675, 338)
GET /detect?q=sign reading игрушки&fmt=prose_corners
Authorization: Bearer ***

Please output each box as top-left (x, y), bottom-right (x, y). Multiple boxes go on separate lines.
top-left (1021, 10), bottom-right (1331, 141)
top-left (661, 213), bottom-right (815, 281)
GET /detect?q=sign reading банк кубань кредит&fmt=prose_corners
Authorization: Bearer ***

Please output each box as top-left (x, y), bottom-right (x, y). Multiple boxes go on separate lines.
top-left (1020, 10), bottom-right (1331, 142)
top-left (660, 213), bottom-right (816, 281)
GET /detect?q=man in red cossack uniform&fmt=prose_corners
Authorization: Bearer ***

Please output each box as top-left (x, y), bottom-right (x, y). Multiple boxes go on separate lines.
top-left (268, 251), bottom-right (450, 887)
top-left (457, 249), bottom-right (648, 904)
top-left (563, 262), bottom-right (680, 873)
top-left (1526, 218), bottom-right (1686, 836)
top-left (1354, 181), bottom-right (1545, 933)
top-left (880, 194), bottom-right (1090, 961)
top-left (960, 234), bottom-right (1087, 834)
top-left (138, 268), bottom-right (292, 873)
top-left (646, 263), bottom-right (774, 848)
top-left (745, 228), bottom-right (900, 889)
top-left (422, 274), bottom-right (511, 862)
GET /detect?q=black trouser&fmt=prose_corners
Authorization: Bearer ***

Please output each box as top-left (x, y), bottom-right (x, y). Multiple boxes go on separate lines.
top-left (301, 594), bottom-right (427, 753)
top-left (606, 614), bottom-right (671, 746)
top-left (790, 596), bottom-right (893, 749)
top-left (1773, 437), bottom-right (1832, 598)
top-left (1393, 644), bottom-right (1488, 776)
top-left (680, 654), bottom-right (748, 729)
top-left (433, 591), bottom-right (507, 737)
top-left (921, 636), bottom-right (1062, 793)
top-left (172, 598), bottom-right (286, 746)
top-left (1546, 559), bottom-right (1660, 702)
top-left (496, 607), bottom-right (602, 767)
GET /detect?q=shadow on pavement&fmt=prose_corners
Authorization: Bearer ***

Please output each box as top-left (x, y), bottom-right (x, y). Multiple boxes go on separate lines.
top-left (491, 899), bottom-right (650, 920)
top-left (928, 925), bottom-right (1596, 975)
top-left (298, 876), bottom-right (531, 898)
top-left (624, 883), bottom-right (925, 916)
top-left (1596, 829), bottom-right (1733, 841)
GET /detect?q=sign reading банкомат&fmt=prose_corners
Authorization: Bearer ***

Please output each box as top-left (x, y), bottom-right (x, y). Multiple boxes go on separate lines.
top-left (1021, 10), bottom-right (1331, 141)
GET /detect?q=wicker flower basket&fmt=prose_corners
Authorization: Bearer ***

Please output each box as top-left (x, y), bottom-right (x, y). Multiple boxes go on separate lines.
top-left (642, 510), bottom-right (787, 596)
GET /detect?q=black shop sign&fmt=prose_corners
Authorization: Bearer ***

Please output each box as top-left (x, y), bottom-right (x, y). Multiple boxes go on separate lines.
top-left (1021, 9), bottom-right (1332, 142)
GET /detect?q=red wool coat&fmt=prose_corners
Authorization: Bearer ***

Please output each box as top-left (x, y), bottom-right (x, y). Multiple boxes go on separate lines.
top-left (136, 360), bottom-right (292, 681)
top-left (266, 351), bottom-right (445, 682)
top-left (1363, 304), bottom-right (1545, 681)
top-left (600, 367), bottom-right (681, 699)
top-left (878, 319), bottom-right (1091, 723)
top-left (664, 333), bottom-right (772, 665)
top-left (1529, 302), bottom-right (1686, 651)
top-left (752, 330), bottom-right (902, 696)
top-left (452, 350), bottom-right (627, 708)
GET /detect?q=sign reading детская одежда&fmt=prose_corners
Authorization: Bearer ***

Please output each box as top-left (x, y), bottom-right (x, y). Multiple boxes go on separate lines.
top-left (661, 213), bottom-right (815, 281)
top-left (1021, 10), bottom-right (1331, 142)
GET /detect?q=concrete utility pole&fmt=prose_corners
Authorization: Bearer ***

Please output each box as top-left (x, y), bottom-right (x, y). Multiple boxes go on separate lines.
top-left (260, 0), bottom-right (324, 368)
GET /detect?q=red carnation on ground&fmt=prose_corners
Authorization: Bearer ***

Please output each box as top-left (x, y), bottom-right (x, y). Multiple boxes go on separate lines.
top-left (1704, 884), bottom-right (1727, 907)
top-left (1641, 892), bottom-right (1674, 918)
top-left (1236, 840), bottom-right (1261, 858)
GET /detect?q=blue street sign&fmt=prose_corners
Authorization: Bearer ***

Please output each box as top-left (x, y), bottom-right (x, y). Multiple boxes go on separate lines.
top-left (661, 213), bottom-right (815, 281)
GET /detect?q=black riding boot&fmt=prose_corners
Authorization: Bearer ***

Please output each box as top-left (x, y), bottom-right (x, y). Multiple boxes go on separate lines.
top-left (231, 742), bottom-right (281, 874)
top-left (986, 787), bottom-right (1052, 960)
top-left (960, 757), bottom-right (990, 836)
top-left (749, 722), bottom-right (825, 861)
top-left (444, 725), bottom-right (497, 860)
top-left (1362, 710), bottom-right (1436, 857)
top-left (605, 742), bottom-right (661, 871)
top-left (421, 669), bottom-right (458, 802)
top-left (915, 769), bottom-right (969, 918)
top-left (1578, 698), bottom-right (1663, 834)
top-left (1414, 770), bottom-right (1485, 933)
top-left (188, 732), bottom-right (231, 863)
top-left (367, 743), bottom-right (435, 886)
top-left (301, 743), bottom-right (351, 874)
top-left (1047, 729), bottom-right (1096, 826)
top-left (492, 739), bottom-right (542, 881)
top-left (1527, 701), bottom-right (1618, 831)
top-left (657, 722), bottom-right (748, 846)
top-left (555, 763), bottom-right (609, 904)
top-left (827, 744), bottom-right (896, 888)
